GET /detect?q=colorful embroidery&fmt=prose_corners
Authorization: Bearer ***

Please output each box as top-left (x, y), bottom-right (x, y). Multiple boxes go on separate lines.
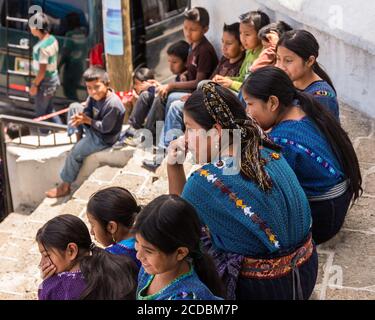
top-left (198, 168), bottom-right (280, 249)
top-left (313, 90), bottom-right (335, 98)
top-left (241, 235), bottom-right (314, 279)
top-left (272, 137), bottom-right (340, 178)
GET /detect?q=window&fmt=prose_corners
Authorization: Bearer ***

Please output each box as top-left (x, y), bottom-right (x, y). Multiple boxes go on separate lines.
top-left (141, 0), bottom-right (188, 27)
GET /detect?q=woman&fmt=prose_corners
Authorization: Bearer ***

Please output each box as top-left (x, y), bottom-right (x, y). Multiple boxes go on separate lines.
top-left (167, 82), bottom-right (318, 300)
top-left (242, 66), bottom-right (362, 244)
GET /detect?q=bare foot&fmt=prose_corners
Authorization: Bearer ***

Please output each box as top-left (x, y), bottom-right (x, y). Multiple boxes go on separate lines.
top-left (45, 183), bottom-right (71, 198)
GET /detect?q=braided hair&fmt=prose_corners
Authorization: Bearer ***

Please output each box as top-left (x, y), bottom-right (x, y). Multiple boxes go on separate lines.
top-left (185, 82), bottom-right (279, 191)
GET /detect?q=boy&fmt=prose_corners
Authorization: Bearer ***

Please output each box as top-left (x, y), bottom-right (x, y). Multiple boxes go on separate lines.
top-left (121, 40), bottom-right (190, 146)
top-left (213, 10), bottom-right (270, 92)
top-left (46, 67), bottom-right (125, 198)
top-left (143, 7), bottom-right (218, 170)
top-left (211, 23), bottom-right (245, 78)
top-left (29, 13), bottom-right (61, 126)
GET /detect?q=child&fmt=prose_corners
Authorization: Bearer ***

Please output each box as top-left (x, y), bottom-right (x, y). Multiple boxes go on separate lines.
top-left (276, 30), bottom-right (340, 120)
top-left (115, 67), bottom-right (155, 140)
top-left (142, 7), bottom-right (218, 169)
top-left (211, 23), bottom-right (245, 78)
top-left (213, 10), bottom-right (270, 92)
top-left (134, 195), bottom-right (224, 300)
top-left (243, 66), bottom-right (362, 244)
top-left (37, 214), bottom-right (138, 300)
top-left (250, 21), bottom-right (293, 72)
top-left (86, 187), bottom-right (141, 268)
top-left (45, 67), bottom-right (125, 198)
top-left (29, 13), bottom-right (62, 126)
top-left (158, 7), bottom-right (218, 100)
top-left (119, 40), bottom-right (190, 147)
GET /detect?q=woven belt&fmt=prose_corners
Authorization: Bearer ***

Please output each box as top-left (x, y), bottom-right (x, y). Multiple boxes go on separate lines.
top-left (240, 235), bottom-right (314, 280)
top-left (308, 179), bottom-right (350, 202)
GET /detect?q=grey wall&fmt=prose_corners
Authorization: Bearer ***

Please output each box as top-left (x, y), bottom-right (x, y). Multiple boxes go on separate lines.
top-left (192, 0), bottom-right (375, 117)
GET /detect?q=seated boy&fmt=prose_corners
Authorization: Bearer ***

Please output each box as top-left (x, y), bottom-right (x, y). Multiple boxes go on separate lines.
top-left (46, 67), bottom-right (125, 198)
top-left (118, 40), bottom-right (190, 148)
top-left (142, 7), bottom-right (218, 170)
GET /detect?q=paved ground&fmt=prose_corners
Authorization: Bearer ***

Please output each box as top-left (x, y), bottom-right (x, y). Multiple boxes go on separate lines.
top-left (0, 103), bottom-right (374, 300)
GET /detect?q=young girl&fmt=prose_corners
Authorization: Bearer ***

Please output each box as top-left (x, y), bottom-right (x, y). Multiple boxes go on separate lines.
top-left (213, 10), bottom-right (270, 92)
top-left (250, 21), bottom-right (293, 72)
top-left (167, 82), bottom-right (318, 300)
top-left (242, 66), bottom-right (362, 244)
top-left (276, 30), bottom-right (340, 120)
top-left (134, 195), bottom-right (224, 300)
top-left (37, 214), bottom-right (138, 300)
top-left (86, 187), bottom-right (141, 268)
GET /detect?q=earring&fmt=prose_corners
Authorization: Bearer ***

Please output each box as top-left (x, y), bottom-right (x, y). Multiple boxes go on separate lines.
top-left (112, 234), bottom-right (116, 244)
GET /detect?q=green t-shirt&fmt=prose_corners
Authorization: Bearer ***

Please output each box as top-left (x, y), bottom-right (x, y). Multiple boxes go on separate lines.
top-left (229, 46), bottom-right (262, 92)
top-left (32, 34), bottom-right (59, 78)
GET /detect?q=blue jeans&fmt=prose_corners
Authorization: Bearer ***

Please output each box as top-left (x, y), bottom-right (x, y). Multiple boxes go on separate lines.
top-left (35, 75), bottom-right (62, 124)
top-left (157, 99), bottom-right (185, 150)
top-left (60, 129), bottom-right (109, 183)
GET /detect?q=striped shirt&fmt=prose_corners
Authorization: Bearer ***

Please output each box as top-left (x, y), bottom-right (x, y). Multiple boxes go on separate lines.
top-left (32, 34), bottom-right (59, 78)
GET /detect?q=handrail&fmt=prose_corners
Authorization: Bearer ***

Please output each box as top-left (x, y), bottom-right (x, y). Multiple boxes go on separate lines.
top-left (0, 115), bottom-right (73, 219)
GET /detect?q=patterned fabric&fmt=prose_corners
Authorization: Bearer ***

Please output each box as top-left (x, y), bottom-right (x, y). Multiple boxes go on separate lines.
top-left (105, 238), bottom-right (141, 268)
top-left (32, 34), bottom-right (59, 78)
top-left (137, 266), bottom-right (221, 300)
top-left (201, 82), bottom-right (275, 191)
top-left (269, 117), bottom-right (345, 197)
top-left (38, 271), bottom-right (86, 300)
top-left (198, 167), bottom-right (280, 249)
top-left (303, 80), bottom-right (339, 120)
top-left (272, 137), bottom-right (341, 178)
top-left (182, 149), bottom-right (312, 257)
top-left (240, 235), bottom-right (314, 279)
top-left (201, 230), bottom-right (244, 300)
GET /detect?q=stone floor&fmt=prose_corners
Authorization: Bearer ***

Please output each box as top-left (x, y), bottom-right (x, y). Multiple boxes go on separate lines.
top-left (0, 103), bottom-right (374, 300)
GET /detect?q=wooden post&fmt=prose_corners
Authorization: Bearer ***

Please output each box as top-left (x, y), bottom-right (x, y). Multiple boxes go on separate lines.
top-left (105, 0), bottom-right (133, 93)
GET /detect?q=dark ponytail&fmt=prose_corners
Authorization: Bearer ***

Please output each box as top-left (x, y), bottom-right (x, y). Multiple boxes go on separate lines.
top-left (80, 246), bottom-right (138, 300)
top-left (36, 214), bottom-right (138, 300)
top-left (277, 30), bottom-right (336, 93)
top-left (87, 187), bottom-right (141, 231)
top-left (133, 195), bottom-right (225, 298)
top-left (243, 66), bottom-right (362, 201)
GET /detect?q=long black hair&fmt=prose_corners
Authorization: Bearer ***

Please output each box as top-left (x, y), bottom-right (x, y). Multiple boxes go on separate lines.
top-left (87, 187), bottom-right (141, 234)
top-left (185, 83), bottom-right (280, 191)
top-left (277, 30), bottom-right (336, 93)
top-left (133, 195), bottom-right (225, 298)
top-left (243, 66), bottom-right (362, 201)
top-left (36, 214), bottom-right (138, 300)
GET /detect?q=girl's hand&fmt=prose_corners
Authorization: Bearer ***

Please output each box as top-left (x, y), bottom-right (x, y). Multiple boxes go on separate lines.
top-left (39, 262), bottom-right (57, 280)
top-left (167, 136), bottom-right (188, 166)
top-left (214, 76), bottom-right (233, 88)
top-left (266, 31), bottom-right (280, 46)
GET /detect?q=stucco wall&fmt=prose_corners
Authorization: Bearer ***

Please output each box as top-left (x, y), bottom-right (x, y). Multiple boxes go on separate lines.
top-left (192, 0), bottom-right (375, 117)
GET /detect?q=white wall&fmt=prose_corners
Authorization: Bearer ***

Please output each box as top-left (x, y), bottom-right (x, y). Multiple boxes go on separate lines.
top-left (191, 0), bottom-right (375, 117)
top-left (7, 133), bottom-right (134, 210)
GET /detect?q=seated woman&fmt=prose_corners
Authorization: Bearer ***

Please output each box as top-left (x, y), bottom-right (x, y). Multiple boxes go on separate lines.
top-left (167, 82), bottom-right (318, 300)
top-left (242, 66), bottom-right (362, 245)
top-left (275, 30), bottom-right (340, 120)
